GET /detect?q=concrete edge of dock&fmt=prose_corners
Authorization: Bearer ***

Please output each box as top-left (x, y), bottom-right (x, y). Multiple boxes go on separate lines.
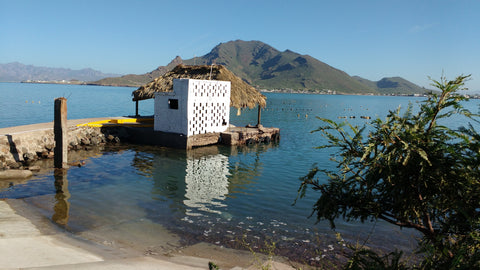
top-left (0, 117), bottom-right (280, 169)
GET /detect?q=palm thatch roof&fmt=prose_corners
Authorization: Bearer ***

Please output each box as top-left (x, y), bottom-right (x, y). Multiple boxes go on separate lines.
top-left (132, 64), bottom-right (266, 109)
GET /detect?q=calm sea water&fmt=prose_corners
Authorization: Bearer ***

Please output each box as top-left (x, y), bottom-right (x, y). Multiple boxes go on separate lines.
top-left (1, 82), bottom-right (478, 263)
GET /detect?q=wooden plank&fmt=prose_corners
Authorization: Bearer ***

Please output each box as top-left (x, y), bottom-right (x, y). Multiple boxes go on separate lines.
top-left (54, 97), bottom-right (68, 169)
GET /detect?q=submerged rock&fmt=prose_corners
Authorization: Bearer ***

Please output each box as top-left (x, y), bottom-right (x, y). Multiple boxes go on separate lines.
top-left (0, 170), bottom-right (33, 180)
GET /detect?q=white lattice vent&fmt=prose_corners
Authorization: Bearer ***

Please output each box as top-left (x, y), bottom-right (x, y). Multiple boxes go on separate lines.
top-left (192, 81), bottom-right (229, 98)
top-left (189, 102), bottom-right (229, 135)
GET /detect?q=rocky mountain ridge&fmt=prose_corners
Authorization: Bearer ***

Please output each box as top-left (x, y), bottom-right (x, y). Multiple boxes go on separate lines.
top-left (92, 40), bottom-right (429, 95)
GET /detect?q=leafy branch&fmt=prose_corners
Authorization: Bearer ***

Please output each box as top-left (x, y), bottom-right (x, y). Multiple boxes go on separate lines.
top-left (298, 74), bottom-right (480, 268)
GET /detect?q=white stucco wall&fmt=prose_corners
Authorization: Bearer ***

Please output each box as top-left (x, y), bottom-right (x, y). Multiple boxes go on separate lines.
top-left (154, 79), bottom-right (231, 136)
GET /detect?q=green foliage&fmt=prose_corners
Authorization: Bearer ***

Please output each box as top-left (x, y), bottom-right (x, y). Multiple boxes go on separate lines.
top-left (297, 74), bottom-right (480, 268)
top-left (346, 249), bottom-right (409, 270)
top-left (208, 261), bottom-right (220, 270)
top-left (240, 235), bottom-right (277, 270)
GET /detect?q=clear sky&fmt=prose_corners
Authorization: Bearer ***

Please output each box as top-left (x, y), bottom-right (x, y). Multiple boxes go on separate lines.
top-left (1, 0), bottom-right (479, 90)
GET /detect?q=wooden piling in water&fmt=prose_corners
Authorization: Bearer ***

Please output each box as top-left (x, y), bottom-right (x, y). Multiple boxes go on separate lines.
top-left (54, 97), bottom-right (68, 169)
top-left (257, 105), bottom-right (262, 127)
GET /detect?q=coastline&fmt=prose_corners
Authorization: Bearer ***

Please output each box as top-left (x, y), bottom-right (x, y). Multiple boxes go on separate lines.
top-left (16, 80), bottom-right (439, 97)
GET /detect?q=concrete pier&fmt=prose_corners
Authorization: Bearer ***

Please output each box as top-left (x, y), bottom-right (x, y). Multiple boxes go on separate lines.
top-left (221, 125), bottom-right (280, 146)
top-left (0, 118), bottom-right (123, 169)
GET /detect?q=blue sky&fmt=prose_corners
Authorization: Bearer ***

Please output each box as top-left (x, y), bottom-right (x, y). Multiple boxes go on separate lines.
top-left (1, 0), bottom-right (479, 90)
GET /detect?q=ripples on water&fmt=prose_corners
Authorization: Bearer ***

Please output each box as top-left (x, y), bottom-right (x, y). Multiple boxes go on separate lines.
top-left (2, 83), bottom-right (479, 265)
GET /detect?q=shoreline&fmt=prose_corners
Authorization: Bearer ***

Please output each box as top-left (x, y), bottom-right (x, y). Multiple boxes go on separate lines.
top-left (2, 197), bottom-right (297, 269)
top-left (15, 81), bottom-right (438, 97)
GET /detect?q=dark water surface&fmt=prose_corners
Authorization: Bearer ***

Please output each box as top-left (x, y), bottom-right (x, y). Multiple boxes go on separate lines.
top-left (1, 83), bottom-right (478, 264)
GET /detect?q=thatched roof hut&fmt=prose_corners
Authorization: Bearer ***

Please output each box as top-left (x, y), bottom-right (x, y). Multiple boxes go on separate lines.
top-left (132, 64), bottom-right (266, 109)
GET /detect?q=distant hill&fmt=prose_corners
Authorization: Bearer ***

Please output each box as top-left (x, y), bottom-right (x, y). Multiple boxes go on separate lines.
top-left (89, 56), bottom-right (183, 87)
top-left (0, 62), bottom-right (120, 82)
top-left (353, 76), bottom-right (430, 95)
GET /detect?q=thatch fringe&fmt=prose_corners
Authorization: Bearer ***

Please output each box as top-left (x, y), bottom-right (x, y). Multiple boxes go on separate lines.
top-left (132, 64), bottom-right (266, 109)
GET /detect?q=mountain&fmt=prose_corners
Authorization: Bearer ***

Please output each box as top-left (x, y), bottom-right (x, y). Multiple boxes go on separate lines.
top-left (182, 40), bottom-right (376, 94)
top-left (0, 62), bottom-right (120, 82)
top-left (89, 56), bottom-right (183, 87)
top-left (364, 77), bottom-right (430, 95)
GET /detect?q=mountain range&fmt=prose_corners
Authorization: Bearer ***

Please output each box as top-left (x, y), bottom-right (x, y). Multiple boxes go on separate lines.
top-left (0, 62), bottom-right (120, 82)
top-left (92, 40), bottom-right (429, 95)
top-left (1, 40), bottom-right (429, 95)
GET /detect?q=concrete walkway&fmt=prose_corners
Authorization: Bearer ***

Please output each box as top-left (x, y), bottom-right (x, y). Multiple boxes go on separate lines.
top-left (0, 117), bottom-right (128, 135)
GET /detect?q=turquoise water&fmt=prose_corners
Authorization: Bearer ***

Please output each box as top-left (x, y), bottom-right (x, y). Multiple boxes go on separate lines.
top-left (1, 83), bottom-right (477, 263)
top-left (0, 82), bottom-right (153, 128)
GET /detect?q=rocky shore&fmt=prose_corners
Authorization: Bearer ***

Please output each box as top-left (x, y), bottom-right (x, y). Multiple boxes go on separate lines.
top-left (0, 120), bottom-right (130, 172)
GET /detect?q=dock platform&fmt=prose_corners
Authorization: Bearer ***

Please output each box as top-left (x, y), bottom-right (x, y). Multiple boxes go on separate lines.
top-left (76, 117), bottom-right (279, 149)
top-left (0, 117), bottom-right (280, 167)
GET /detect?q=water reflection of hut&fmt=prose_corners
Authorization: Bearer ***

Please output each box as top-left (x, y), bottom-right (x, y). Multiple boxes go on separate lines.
top-left (131, 145), bottom-right (272, 217)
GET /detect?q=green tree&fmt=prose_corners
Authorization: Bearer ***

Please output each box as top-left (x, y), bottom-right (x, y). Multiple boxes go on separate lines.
top-left (297, 75), bottom-right (480, 269)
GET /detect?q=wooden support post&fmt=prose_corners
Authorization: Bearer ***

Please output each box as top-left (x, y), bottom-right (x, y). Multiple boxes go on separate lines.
top-left (257, 105), bottom-right (262, 127)
top-left (135, 100), bottom-right (139, 117)
top-left (54, 97), bottom-right (68, 169)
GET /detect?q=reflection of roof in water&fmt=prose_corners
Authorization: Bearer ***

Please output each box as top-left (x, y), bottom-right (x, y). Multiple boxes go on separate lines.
top-left (132, 64), bottom-right (267, 109)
